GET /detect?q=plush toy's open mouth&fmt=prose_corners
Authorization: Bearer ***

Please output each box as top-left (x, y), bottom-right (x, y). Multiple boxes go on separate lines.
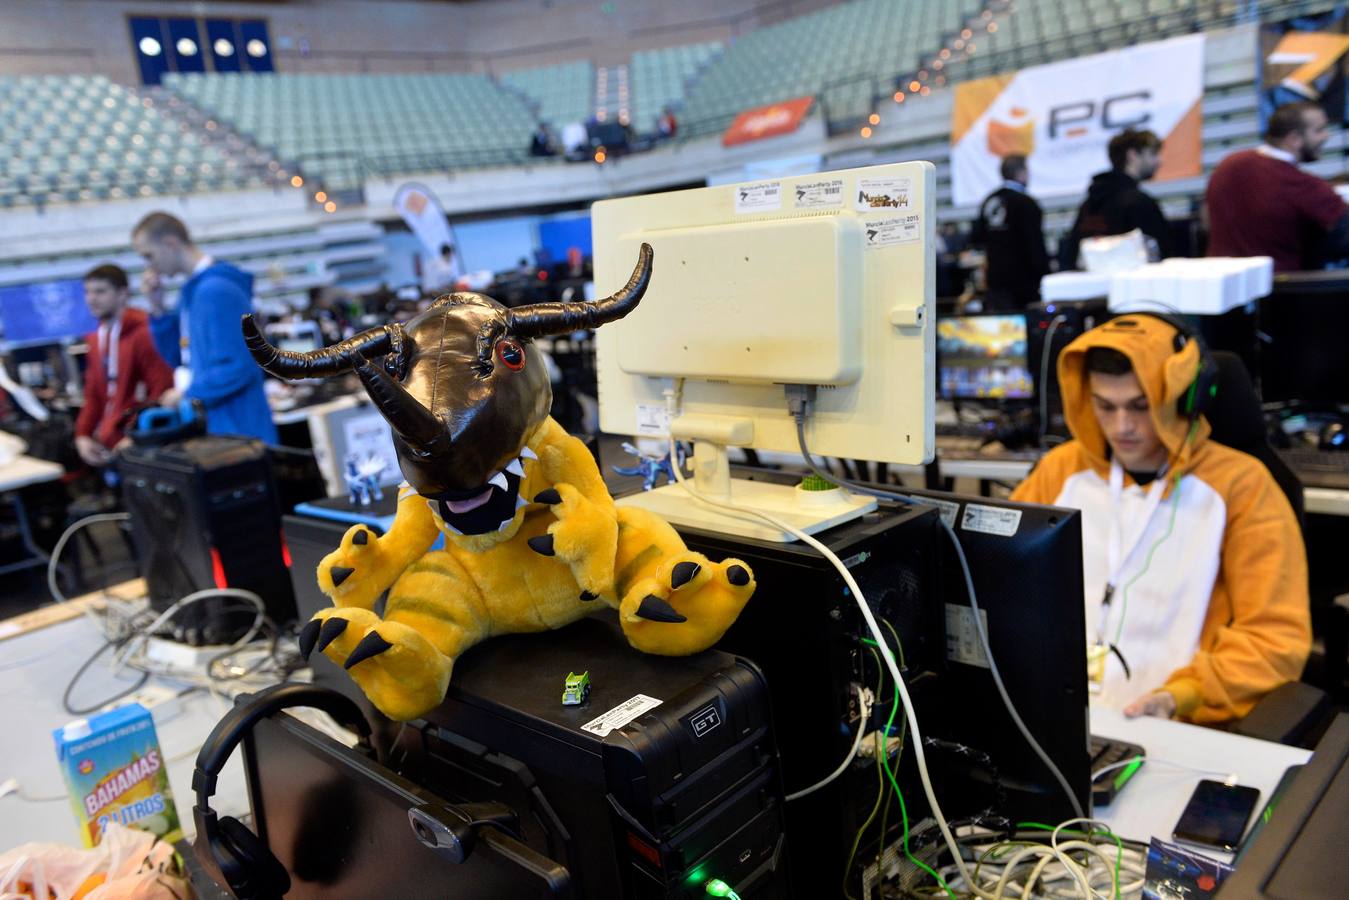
top-left (426, 446), bottom-right (538, 536)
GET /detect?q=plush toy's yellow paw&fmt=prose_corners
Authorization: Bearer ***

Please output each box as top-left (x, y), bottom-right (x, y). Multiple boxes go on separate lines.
top-left (618, 554), bottom-right (756, 656)
top-left (298, 608), bottom-right (452, 721)
top-left (317, 524), bottom-right (396, 609)
top-left (527, 482), bottom-right (617, 598)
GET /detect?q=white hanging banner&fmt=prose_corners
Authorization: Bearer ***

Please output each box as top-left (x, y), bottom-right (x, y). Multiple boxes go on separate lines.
top-left (393, 182), bottom-right (457, 260)
top-left (951, 33), bottom-right (1205, 207)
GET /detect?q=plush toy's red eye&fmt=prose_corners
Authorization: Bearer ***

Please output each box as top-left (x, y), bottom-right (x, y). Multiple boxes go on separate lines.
top-left (497, 339), bottom-right (526, 371)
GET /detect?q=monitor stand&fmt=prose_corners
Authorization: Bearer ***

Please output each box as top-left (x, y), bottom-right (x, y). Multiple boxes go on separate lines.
top-left (614, 440), bottom-right (876, 543)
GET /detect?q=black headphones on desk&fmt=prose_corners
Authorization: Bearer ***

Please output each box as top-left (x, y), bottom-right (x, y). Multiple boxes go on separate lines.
top-left (192, 683), bottom-right (381, 900)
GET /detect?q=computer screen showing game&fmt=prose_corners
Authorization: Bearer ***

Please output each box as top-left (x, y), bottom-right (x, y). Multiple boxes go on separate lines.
top-left (0, 279), bottom-right (99, 349)
top-left (937, 314), bottom-right (1033, 400)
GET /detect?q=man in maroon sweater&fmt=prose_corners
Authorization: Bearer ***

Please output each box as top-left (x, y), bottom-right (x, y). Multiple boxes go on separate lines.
top-left (1207, 101), bottom-right (1349, 272)
top-left (74, 264), bottom-right (174, 467)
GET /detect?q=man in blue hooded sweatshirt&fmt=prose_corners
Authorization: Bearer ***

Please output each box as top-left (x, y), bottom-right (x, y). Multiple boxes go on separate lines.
top-left (132, 212), bottom-right (278, 444)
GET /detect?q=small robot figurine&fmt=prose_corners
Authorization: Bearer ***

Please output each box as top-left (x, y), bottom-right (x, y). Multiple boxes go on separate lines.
top-left (344, 453), bottom-right (387, 507)
top-left (611, 441), bottom-right (686, 491)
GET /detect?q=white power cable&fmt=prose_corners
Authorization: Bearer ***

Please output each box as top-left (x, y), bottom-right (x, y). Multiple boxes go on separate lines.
top-left (786, 688), bottom-right (873, 801)
top-left (1091, 754), bottom-right (1234, 782)
top-left (791, 411), bottom-right (1086, 822)
top-left (662, 381), bottom-right (979, 889)
top-left (47, 511), bottom-right (131, 606)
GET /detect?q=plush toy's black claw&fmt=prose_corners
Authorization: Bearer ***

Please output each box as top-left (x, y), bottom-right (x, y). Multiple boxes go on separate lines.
top-left (636, 595), bottom-right (687, 623)
top-left (316, 617), bottom-right (349, 653)
top-left (352, 530), bottom-right (369, 545)
top-left (344, 632), bottom-right (394, 669)
top-left (727, 565), bottom-right (751, 587)
top-left (527, 534), bottom-right (555, 556)
top-left (533, 488), bottom-right (562, 505)
top-left (579, 590), bottom-right (598, 602)
top-left (330, 565), bottom-right (356, 586)
top-left (298, 620), bottom-right (321, 659)
top-left (671, 561), bottom-right (701, 589)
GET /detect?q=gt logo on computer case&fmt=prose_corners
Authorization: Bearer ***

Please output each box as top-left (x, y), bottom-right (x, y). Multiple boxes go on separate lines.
top-left (689, 705), bottom-right (722, 738)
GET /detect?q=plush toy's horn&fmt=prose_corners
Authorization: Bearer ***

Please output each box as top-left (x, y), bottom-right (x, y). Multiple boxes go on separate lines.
top-left (506, 242), bottom-right (652, 339)
top-left (353, 360), bottom-right (446, 451)
top-left (242, 315), bottom-right (400, 379)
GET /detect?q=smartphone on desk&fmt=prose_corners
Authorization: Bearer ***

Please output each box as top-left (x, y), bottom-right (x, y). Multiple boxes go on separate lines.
top-left (1172, 779), bottom-right (1262, 853)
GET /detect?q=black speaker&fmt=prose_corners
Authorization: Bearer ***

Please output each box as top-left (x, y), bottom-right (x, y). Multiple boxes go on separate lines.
top-left (121, 436), bottom-right (294, 640)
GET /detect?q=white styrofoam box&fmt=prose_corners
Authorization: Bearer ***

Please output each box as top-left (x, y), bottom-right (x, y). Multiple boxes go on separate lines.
top-left (1040, 271), bottom-right (1113, 301)
top-left (1108, 257), bottom-right (1273, 315)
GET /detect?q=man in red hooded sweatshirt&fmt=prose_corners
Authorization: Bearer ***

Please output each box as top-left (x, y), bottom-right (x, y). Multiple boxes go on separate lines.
top-left (74, 264), bottom-right (174, 467)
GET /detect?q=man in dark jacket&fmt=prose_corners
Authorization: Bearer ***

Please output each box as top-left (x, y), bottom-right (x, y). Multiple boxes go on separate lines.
top-left (1060, 129), bottom-right (1171, 270)
top-left (132, 212), bottom-right (278, 444)
top-left (74, 264), bottom-right (175, 467)
top-left (972, 154), bottom-right (1050, 310)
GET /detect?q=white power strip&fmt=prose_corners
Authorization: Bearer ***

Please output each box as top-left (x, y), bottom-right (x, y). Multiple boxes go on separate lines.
top-left (142, 636), bottom-right (234, 673)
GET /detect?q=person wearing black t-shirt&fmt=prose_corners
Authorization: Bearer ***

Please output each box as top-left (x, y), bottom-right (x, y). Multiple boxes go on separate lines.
top-left (971, 154), bottom-right (1051, 310)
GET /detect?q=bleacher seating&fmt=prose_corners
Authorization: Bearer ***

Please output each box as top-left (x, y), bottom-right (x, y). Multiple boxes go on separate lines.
top-left (499, 61), bottom-right (594, 128)
top-left (629, 41), bottom-right (722, 133)
top-left (679, 0), bottom-right (986, 138)
top-left (162, 72), bottom-right (542, 190)
top-left (0, 74), bottom-right (267, 209)
top-left (963, 0), bottom-right (1342, 79)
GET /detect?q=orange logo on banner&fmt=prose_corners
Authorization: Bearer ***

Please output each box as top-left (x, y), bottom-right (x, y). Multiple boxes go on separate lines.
top-left (988, 116), bottom-right (1035, 156)
top-left (722, 96), bottom-right (815, 147)
top-left (1267, 31), bottom-right (1349, 99)
top-left (404, 191), bottom-right (427, 216)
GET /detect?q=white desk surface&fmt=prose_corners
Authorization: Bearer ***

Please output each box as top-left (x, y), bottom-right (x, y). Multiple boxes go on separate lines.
top-left (0, 607), bottom-right (255, 851)
top-left (1090, 705), bottom-right (1311, 861)
top-left (0, 456), bottom-right (64, 492)
top-left (1306, 487), bottom-right (1349, 517)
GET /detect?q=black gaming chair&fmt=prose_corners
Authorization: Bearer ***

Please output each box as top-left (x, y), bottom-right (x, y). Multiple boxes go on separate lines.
top-left (1201, 351), bottom-right (1332, 745)
top-left (1204, 351), bottom-right (1305, 530)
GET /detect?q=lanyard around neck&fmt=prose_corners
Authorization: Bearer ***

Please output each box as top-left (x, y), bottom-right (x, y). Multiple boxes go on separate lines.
top-left (1098, 459), bottom-right (1171, 644)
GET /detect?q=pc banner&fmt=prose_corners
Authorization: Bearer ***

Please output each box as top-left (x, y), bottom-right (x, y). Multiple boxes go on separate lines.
top-left (392, 182), bottom-right (457, 261)
top-left (1260, 7), bottom-right (1349, 129)
top-left (950, 33), bottom-right (1204, 207)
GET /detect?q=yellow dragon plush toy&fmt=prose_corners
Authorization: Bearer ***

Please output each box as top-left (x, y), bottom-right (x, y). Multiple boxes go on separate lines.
top-left (242, 245), bottom-right (756, 721)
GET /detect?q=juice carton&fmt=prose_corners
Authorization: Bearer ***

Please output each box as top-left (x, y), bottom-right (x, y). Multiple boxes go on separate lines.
top-left (52, 703), bottom-right (182, 847)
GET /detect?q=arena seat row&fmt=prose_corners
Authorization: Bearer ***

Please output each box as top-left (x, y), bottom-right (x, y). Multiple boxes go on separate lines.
top-left (679, 0), bottom-right (986, 138)
top-left (0, 75), bottom-right (268, 209)
top-left (499, 60), bottom-right (595, 129)
top-left (963, 0), bottom-right (1342, 79)
top-left (629, 41), bottom-right (723, 133)
top-left (162, 72), bottom-right (542, 190)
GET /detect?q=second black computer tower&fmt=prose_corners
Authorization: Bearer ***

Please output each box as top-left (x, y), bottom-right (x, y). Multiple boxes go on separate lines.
top-left (121, 436), bottom-right (295, 638)
top-left (681, 500), bottom-right (947, 899)
top-left (1026, 298), bottom-right (1110, 438)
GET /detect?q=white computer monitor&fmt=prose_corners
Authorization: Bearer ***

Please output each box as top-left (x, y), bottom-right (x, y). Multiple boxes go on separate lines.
top-left (265, 320), bottom-right (323, 355)
top-left (593, 161), bottom-right (936, 541)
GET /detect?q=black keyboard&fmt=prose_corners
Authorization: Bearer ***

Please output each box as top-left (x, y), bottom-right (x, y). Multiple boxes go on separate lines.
top-left (1276, 448), bottom-right (1349, 489)
top-left (1090, 734), bottom-right (1146, 807)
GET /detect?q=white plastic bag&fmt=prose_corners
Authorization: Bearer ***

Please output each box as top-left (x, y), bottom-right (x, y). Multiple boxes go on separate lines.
top-left (0, 823), bottom-right (185, 900)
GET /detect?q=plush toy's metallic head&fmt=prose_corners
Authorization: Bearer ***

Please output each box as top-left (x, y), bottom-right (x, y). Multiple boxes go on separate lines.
top-left (243, 243), bottom-right (652, 536)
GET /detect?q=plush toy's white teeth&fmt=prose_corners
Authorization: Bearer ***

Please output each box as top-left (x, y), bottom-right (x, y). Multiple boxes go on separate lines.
top-left (519, 446), bottom-right (538, 461)
top-left (505, 458), bottom-right (526, 477)
top-left (445, 488), bottom-right (494, 514)
top-left (488, 471), bottom-right (509, 492)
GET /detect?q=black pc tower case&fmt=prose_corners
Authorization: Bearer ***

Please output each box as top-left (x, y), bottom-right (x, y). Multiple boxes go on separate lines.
top-left (120, 436), bottom-right (295, 639)
top-left (1026, 298), bottom-right (1110, 438)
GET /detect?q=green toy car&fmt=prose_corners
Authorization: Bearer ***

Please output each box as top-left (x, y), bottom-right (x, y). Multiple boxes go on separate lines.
top-left (562, 671), bottom-right (591, 706)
